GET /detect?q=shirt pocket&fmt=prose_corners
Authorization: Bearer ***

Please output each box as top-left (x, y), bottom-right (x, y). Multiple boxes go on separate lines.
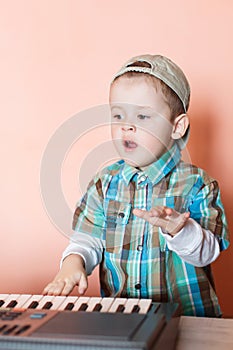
top-left (103, 199), bottom-right (132, 254)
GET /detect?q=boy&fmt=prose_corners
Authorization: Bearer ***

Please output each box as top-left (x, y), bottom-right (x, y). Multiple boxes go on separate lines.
top-left (43, 54), bottom-right (229, 316)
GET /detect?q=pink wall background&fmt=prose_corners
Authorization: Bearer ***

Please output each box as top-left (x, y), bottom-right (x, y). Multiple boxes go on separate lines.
top-left (1, 0), bottom-right (233, 317)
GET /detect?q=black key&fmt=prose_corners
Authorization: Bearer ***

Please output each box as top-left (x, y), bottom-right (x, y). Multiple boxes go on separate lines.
top-left (131, 305), bottom-right (140, 313)
top-left (6, 300), bottom-right (18, 308)
top-left (15, 325), bottom-right (31, 335)
top-left (0, 300), bottom-right (5, 307)
top-left (28, 301), bottom-right (39, 309)
top-left (42, 302), bottom-right (53, 310)
top-left (64, 302), bottom-right (75, 311)
top-left (116, 304), bottom-right (125, 313)
top-left (78, 303), bottom-right (88, 311)
top-left (93, 303), bottom-right (102, 312)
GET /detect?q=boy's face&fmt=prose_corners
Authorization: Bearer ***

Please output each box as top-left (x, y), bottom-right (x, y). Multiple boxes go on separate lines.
top-left (109, 76), bottom-right (176, 168)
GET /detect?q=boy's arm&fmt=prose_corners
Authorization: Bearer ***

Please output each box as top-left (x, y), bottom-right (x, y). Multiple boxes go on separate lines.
top-left (43, 233), bottom-right (104, 296)
top-left (133, 207), bottom-right (220, 267)
top-left (61, 232), bottom-right (104, 275)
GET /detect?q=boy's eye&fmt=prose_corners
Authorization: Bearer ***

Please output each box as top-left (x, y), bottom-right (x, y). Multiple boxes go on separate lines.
top-left (137, 114), bottom-right (150, 120)
top-left (112, 114), bottom-right (123, 120)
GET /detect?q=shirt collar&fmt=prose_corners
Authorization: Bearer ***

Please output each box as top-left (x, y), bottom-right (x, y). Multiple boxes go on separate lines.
top-left (120, 143), bottom-right (181, 186)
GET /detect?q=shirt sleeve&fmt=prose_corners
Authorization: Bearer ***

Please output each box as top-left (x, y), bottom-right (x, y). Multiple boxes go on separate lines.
top-left (72, 177), bottom-right (107, 239)
top-left (188, 179), bottom-right (229, 252)
top-left (61, 232), bottom-right (104, 275)
top-left (160, 178), bottom-right (229, 267)
top-left (160, 218), bottom-right (220, 267)
top-left (62, 175), bottom-right (107, 275)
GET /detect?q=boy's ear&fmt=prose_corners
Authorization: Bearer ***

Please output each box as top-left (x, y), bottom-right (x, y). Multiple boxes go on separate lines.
top-left (171, 114), bottom-right (190, 140)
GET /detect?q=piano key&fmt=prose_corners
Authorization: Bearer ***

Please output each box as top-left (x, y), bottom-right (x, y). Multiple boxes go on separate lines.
top-left (72, 297), bottom-right (90, 311)
top-left (49, 296), bottom-right (67, 310)
top-left (64, 302), bottom-right (75, 311)
top-left (14, 294), bottom-right (32, 308)
top-left (78, 303), bottom-right (88, 311)
top-left (57, 296), bottom-right (79, 311)
top-left (92, 303), bottom-right (102, 312)
top-left (22, 295), bottom-right (44, 309)
top-left (0, 294), bottom-right (9, 299)
top-left (116, 304), bottom-right (125, 313)
top-left (28, 301), bottom-right (39, 309)
top-left (0, 294), bottom-right (9, 307)
top-left (131, 304), bottom-right (140, 313)
top-left (108, 298), bottom-right (127, 313)
top-left (138, 298), bottom-right (152, 314)
top-left (42, 302), bottom-right (53, 310)
top-left (36, 295), bottom-right (56, 309)
top-left (0, 293), bottom-right (31, 309)
top-left (99, 297), bottom-right (114, 313)
top-left (123, 298), bottom-right (140, 314)
top-left (6, 300), bottom-right (18, 308)
top-left (85, 297), bottom-right (102, 312)
top-left (0, 294), bottom-right (154, 315)
top-left (0, 294), bottom-right (18, 308)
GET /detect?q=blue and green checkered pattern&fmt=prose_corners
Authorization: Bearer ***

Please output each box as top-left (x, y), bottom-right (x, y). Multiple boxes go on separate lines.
top-left (73, 144), bottom-right (229, 316)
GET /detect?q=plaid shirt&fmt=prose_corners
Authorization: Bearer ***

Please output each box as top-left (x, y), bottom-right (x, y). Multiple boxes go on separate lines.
top-left (72, 143), bottom-right (229, 316)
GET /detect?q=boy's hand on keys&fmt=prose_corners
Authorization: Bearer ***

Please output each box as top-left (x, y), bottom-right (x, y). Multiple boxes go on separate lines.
top-left (133, 206), bottom-right (190, 236)
top-left (43, 254), bottom-right (88, 296)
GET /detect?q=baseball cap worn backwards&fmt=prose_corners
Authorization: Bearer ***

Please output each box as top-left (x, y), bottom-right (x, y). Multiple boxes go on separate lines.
top-left (112, 54), bottom-right (190, 113)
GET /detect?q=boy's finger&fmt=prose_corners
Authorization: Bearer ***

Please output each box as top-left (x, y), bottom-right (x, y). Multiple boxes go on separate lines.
top-left (133, 208), bottom-right (146, 218)
top-left (180, 211), bottom-right (190, 221)
top-left (133, 209), bottom-right (164, 225)
top-left (60, 280), bottom-right (76, 296)
top-left (78, 274), bottom-right (88, 295)
top-left (133, 208), bottom-right (153, 223)
top-left (151, 207), bottom-right (169, 217)
top-left (150, 208), bottom-right (162, 216)
top-left (43, 280), bottom-right (65, 296)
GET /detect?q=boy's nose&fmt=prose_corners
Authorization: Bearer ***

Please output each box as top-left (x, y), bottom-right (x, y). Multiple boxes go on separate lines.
top-left (121, 123), bottom-right (136, 132)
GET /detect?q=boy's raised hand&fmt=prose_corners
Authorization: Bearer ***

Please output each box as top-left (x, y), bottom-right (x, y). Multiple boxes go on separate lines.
top-left (42, 254), bottom-right (88, 296)
top-left (133, 206), bottom-right (190, 236)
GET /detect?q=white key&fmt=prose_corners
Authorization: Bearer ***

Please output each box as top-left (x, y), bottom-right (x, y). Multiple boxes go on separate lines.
top-left (22, 294), bottom-right (44, 309)
top-left (138, 298), bottom-right (152, 314)
top-left (49, 296), bottom-right (67, 310)
top-left (85, 297), bottom-right (102, 312)
top-left (123, 298), bottom-right (140, 313)
top-left (0, 294), bottom-right (10, 306)
top-left (57, 296), bottom-right (79, 311)
top-left (1, 294), bottom-right (20, 307)
top-left (36, 295), bottom-right (56, 309)
top-left (14, 294), bottom-right (32, 308)
top-left (72, 296), bottom-right (90, 311)
top-left (108, 298), bottom-right (127, 313)
top-left (100, 297), bottom-right (115, 313)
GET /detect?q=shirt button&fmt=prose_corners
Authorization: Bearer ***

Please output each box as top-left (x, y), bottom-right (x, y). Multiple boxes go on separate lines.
top-left (118, 212), bottom-right (125, 218)
top-left (137, 245), bottom-right (143, 251)
top-left (138, 175), bottom-right (147, 183)
top-left (135, 283), bottom-right (141, 290)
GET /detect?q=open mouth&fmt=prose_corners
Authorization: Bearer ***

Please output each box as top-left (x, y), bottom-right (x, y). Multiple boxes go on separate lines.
top-left (123, 139), bottom-right (138, 151)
